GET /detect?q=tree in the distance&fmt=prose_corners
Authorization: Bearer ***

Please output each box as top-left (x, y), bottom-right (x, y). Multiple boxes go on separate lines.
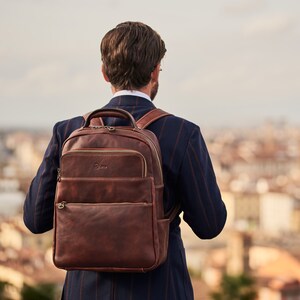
top-left (211, 273), bottom-right (257, 300)
top-left (21, 283), bottom-right (56, 300)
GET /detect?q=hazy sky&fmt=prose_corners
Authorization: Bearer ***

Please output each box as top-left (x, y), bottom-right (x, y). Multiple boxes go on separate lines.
top-left (0, 0), bottom-right (299, 129)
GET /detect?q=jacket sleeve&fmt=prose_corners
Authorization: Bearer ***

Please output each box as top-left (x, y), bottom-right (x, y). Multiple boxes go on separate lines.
top-left (178, 126), bottom-right (227, 239)
top-left (23, 123), bottom-right (60, 234)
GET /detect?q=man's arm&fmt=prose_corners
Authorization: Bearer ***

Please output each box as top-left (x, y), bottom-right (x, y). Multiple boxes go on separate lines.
top-left (23, 123), bottom-right (59, 234)
top-left (178, 126), bottom-right (227, 239)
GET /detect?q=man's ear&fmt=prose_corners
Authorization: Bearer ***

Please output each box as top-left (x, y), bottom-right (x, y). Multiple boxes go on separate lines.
top-left (101, 64), bottom-right (110, 82)
top-left (151, 64), bottom-right (161, 83)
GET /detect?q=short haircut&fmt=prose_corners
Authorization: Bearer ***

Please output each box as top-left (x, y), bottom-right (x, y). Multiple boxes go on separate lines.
top-left (100, 21), bottom-right (166, 90)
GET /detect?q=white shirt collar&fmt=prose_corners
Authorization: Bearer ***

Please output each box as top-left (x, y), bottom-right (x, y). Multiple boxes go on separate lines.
top-left (112, 90), bottom-right (152, 102)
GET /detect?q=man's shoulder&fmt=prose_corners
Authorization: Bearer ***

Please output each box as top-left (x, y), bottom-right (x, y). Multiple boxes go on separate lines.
top-left (165, 113), bottom-right (199, 127)
top-left (149, 111), bottom-right (202, 149)
top-left (155, 111), bottom-right (200, 134)
top-left (52, 115), bottom-right (85, 140)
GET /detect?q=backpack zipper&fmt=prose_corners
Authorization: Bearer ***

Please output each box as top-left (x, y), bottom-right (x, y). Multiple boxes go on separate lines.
top-left (91, 126), bottom-right (115, 132)
top-left (56, 201), bottom-right (150, 210)
top-left (57, 168), bottom-right (61, 182)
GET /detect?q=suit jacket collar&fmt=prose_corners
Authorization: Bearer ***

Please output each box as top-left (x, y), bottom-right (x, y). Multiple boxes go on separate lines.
top-left (106, 95), bottom-right (156, 109)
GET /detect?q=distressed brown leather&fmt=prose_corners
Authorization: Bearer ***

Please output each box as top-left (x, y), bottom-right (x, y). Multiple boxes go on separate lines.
top-left (53, 108), bottom-right (174, 272)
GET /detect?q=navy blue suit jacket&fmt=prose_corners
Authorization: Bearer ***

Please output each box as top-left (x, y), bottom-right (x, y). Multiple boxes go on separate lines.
top-left (24, 96), bottom-right (227, 300)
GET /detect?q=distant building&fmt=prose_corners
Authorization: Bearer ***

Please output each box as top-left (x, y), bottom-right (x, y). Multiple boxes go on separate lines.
top-left (0, 217), bottom-right (65, 298)
top-left (260, 192), bottom-right (294, 235)
top-left (222, 191), bottom-right (260, 230)
top-left (256, 250), bottom-right (300, 300)
top-left (226, 230), bottom-right (251, 276)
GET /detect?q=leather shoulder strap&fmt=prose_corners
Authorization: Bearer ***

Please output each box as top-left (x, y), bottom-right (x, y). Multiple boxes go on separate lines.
top-left (137, 108), bottom-right (180, 220)
top-left (136, 108), bottom-right (171, 129)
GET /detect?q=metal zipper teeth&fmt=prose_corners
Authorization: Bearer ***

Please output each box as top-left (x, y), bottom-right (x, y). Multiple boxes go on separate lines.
top-left (58, 177), bottom-right (148, 181)
top-left (56, 201), bottom-right (150, 209)
top-left (61, 149), bottom-right (147, 178)
top-left (58, 202), bottom-right (150, 206)
top-left (62, 126), bottom-right (119, 148)
top-left (56, 172), bottom-right (149, 182)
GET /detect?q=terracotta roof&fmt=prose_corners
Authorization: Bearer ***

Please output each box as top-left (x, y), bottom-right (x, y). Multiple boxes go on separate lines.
top-left (257, 251), bottom-right (300, 281)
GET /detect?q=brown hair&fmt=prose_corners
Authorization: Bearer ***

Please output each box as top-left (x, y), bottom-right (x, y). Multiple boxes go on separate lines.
top-left (100, 22), bottom-right (166, 90)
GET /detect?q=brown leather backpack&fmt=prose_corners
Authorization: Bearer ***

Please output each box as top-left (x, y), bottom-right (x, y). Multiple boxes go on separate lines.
top-left (53, 108), bottom-right (178, 272)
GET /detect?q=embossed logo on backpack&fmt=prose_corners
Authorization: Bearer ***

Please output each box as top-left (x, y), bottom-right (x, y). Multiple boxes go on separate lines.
top-left (94, 161), bottom-right (108, 170)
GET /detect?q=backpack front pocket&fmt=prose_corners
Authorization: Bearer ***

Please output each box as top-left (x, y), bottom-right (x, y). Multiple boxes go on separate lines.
top-left (53, 202), bottom-right (157, 271)
top-left (55, 177), bottom-right (154, 204)
top-left (61, 149), bottom-right (147, 178)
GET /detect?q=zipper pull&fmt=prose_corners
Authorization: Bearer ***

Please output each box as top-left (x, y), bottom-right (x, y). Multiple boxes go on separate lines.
top-left (57, 201), bottom-right (66, 210)
top-left (105, 126), bottom-right (115, 132)
top-left (57, 168), bottom-right (61, 182)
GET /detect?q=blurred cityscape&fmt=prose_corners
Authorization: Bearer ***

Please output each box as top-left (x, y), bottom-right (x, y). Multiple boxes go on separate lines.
top-left (0, 120), bottom-right (300, 299)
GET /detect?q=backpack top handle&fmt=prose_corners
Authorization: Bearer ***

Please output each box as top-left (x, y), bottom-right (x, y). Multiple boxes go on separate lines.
top-left (83, 108), bottom-right (138, 129)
